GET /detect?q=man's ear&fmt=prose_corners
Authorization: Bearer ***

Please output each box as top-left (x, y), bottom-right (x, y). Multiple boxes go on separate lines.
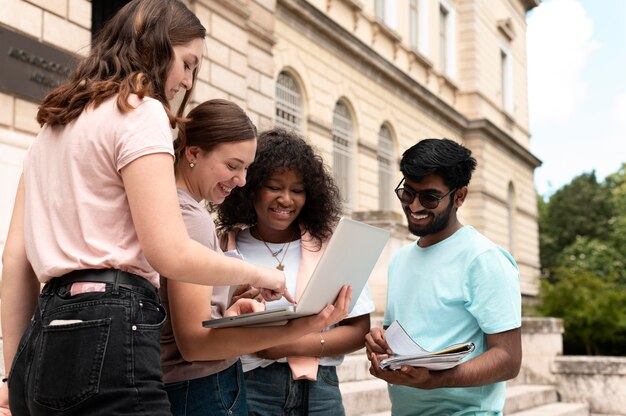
top-left (454, 186), bottom-right (468, 208)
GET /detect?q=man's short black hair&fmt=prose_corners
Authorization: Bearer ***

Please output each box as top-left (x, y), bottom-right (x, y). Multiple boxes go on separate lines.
top-left (400, 138), bottom-right (477, 189)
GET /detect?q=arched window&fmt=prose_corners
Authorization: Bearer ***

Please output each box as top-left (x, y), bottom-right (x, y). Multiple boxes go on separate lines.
top-left (507, 182), bottom-right (516, 255)
top-left (332, 101), bottom-right (355, 209)
top-left (377, 125), bottom-right (394, 210)
top-left (275, 71), bottom-right (303, 132)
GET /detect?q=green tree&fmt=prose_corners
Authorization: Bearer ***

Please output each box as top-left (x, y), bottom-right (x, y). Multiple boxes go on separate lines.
top-left (557, 236), bottom-right (626, 285)
top-left (537, 167), bottom-right (626, 355)
top-left (539, 172), bottom-right (616, 271)
top-left (538, 267), bottom-right (626, 355)
top-left (605, 164), bottom-right (626, 256)
top-left (605, 163), bottom-right (626, 207)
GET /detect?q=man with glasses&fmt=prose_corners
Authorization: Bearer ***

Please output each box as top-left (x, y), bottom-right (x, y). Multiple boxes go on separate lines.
top-left (365, 138), bottom-right (522, 415)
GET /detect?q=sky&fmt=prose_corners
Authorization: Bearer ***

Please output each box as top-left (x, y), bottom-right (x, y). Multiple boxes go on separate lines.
top-left (526, 0), bottom-right (626, 197)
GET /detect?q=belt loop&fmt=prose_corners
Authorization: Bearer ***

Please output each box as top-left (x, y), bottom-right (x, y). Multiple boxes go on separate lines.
top-left (44, 277), bottom-right (58, 296)
top-left (112, 269), bottom-right (120, 295)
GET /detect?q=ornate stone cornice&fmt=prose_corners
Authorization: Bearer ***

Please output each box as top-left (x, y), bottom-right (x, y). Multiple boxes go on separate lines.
top-left (278, 0), bottom-right (468, 131)
top-left (466, 118), bottom-right (541, 168)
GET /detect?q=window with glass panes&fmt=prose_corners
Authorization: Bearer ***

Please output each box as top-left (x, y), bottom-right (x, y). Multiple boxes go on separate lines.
top-left (378, 125), bottom-right (394, 210)
top-left (439, 4), bottom-right (449, 72)
top-left (410, 0), bottom-right (419, 51)
top-left (275, 71), bottom-right (303, 132)
top-left (332, 102), bottom-right (355, 209)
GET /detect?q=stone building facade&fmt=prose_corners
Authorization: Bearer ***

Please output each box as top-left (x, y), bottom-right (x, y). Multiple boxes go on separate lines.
top-left (0, 0), bottom-right (541, 311)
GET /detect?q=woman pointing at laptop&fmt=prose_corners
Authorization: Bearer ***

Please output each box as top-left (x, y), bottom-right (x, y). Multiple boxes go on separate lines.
top-left (216, 128), bottom-right (375, 416)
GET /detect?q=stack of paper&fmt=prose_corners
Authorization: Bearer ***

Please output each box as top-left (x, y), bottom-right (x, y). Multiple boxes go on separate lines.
top-left (379, 320), bottom-right (475, 371)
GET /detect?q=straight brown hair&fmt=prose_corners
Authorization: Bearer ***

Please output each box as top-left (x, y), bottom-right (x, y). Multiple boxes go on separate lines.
top-left (175, 99), bottom-right (258, 162)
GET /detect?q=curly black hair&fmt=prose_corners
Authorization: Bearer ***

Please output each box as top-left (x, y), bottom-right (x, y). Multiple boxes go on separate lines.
top-left (216, 128), bottom-right (342, 247)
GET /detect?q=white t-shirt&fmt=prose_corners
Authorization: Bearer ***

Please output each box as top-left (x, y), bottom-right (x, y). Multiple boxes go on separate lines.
top-left (235, 228), bottom-right (376, 370)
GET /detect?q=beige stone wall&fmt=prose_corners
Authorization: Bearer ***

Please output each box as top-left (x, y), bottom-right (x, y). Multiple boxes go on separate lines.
top-left (309, 0), bottom-right (533, 149)
top-left (0, 0), bottom-right (92, 271)
top-left (190, 0), bottom-right (277, 128)
top-left (0, 0), bottom-right (541, 305)
top-left (457, 0), bottom-right (531, 147)
top-left (274, 0), bottom-right (540, 303)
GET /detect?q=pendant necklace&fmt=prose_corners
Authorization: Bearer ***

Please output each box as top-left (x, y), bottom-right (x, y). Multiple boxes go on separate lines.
top-left (257, 229), bottom-right (292, 271)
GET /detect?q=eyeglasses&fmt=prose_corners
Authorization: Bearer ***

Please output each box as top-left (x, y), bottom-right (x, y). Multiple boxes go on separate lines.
top-left (394, 178), bottom-right (456, 209)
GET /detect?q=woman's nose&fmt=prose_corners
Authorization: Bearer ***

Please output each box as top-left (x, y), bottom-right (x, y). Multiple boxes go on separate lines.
top-left (277, 190), bottom-right (291, 203)
top-left (181, 73), bottom-right (193, 90)
top-left (234, 171), bottom-right (246, 187)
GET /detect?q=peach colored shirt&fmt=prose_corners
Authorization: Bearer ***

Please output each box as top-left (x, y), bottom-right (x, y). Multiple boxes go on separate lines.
top-left (23, 94), bottom-right (174, 287)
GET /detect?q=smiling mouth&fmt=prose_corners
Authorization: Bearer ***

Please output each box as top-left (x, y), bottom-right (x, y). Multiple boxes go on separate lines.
top-left (271, 208), bottom-right (293, 216)
top-left (409, 212), bottom-right (429, 221)
top-left (219, 184), bottom-right (232, 194)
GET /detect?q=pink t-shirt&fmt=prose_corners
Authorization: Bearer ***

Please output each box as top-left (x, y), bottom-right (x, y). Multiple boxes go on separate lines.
top-left (23, 94), bottom-right (175, 287)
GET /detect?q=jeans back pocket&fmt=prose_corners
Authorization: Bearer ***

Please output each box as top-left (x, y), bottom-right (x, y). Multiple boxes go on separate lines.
top-left (33, 318), bottom-right (111, 411)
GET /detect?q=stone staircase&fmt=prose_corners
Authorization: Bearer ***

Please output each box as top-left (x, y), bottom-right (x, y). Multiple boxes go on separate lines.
top-left (338, 351), bottom-right (391, 416)
top-left (338, 349), bottom-right (590, 416)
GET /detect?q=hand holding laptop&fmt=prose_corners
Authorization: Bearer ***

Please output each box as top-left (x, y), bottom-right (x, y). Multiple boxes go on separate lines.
top-left (254, 285), bottom-right (353, 360)
top-left (287, 285), bottom-right (352, 332)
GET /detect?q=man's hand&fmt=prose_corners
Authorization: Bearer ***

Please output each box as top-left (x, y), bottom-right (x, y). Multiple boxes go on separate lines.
top-left (368, 353), bottom-right (434, 389)
top-left (367, 327), bottom-right (523, 390)
top-left (365, 327), bottom-right (393, 356)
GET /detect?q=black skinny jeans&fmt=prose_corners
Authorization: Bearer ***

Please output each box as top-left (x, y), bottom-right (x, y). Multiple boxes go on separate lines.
top-left (8, 274), bottom-right (170, 415)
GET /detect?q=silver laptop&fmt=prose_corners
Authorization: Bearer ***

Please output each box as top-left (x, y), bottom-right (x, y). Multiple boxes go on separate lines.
top-left (203, 217), bottom-right (389, 328)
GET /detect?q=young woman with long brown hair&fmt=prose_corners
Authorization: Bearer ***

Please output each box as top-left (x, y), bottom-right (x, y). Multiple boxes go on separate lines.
top-left (0, 1), bottom-right (289, 414)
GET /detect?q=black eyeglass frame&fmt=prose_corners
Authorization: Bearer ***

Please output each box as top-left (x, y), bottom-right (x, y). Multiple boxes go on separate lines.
top-left (394, 178), bottom-right (457, 209)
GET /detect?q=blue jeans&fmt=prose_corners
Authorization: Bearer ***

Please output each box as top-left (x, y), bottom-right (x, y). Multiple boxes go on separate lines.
top-left (165, 360), bottom-right (247, 416)
top-left (8, 274), bottom-right (169, 415)
top-left (245, 362), bottom-right (345, 416)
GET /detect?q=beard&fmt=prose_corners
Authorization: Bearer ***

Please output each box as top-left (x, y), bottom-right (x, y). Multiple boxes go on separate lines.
top-left (406, 201), bottom-right (454, 237)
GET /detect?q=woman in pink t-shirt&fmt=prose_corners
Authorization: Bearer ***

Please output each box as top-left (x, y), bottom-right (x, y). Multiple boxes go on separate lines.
top-left (0, 1), bottom-right (290, 415)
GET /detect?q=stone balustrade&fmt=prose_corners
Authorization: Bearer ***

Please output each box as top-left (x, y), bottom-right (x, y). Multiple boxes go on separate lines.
top-left (552, 356), bottom-right (626, 415)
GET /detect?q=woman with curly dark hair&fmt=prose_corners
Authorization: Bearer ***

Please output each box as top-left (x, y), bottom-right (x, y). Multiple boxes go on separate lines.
top-left (160, 101), bottom-right (350, 416)
top-left (216, 128), bottom-right (375, 416)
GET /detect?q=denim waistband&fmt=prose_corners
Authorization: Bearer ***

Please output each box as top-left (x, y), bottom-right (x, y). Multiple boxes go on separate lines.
top-left (50, 269), bottom-right (157, 294)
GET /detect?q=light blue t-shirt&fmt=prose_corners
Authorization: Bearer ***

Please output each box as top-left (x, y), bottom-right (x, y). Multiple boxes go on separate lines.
top-left (383, 226), bottom-right (521, 416)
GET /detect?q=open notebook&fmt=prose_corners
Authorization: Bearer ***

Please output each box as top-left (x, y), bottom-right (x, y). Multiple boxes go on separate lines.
top-left (203, 217), bottom-right (389, 328)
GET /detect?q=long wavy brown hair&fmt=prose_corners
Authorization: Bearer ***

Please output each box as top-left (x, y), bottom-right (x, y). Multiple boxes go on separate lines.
top-left (36, 0), bottom-right (206, 128)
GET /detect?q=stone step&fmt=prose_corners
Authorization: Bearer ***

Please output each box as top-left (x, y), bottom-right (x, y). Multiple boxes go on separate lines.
top-left (340, 378), bottom-right (391, 416)
top-left (338, 351), bottom-right (372, 383)
top-left (504, 385), bottom-right (558, 414)
top-left (508, 402), bottom-right (589, 416)
top-left (507, 366), bottom-right (531, 387)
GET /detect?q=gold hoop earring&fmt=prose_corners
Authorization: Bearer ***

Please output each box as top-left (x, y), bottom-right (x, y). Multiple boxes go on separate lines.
top-left (189, 161), bottom-right (196, 168)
